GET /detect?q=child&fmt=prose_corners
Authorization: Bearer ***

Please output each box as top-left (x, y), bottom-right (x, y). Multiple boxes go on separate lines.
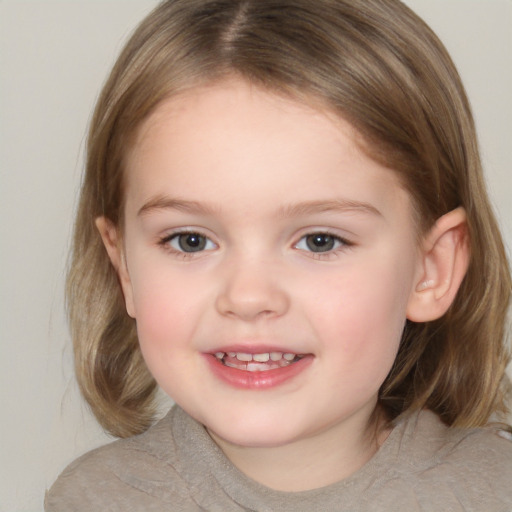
top-left (46, 0), bottom-right (512, 510)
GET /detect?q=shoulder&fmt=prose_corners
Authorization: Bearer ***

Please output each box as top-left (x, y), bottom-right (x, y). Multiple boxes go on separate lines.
top-left (45, 407), bottom-right (195, 512)
top-left (436, 420), bottom-right (512, 496)
top-left (413, 411), bottom-right (512, 476)
top-left (386, 410), bottom-right (512, 511)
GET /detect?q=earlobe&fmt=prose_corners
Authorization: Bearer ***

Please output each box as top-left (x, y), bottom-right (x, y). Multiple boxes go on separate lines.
top-left (95, 217), bottom-right (136, 318)
top-left (406, 207), bottom-right (470, 322)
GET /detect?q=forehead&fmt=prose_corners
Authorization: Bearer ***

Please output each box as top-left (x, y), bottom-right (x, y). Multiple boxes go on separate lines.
top-left (130, 80), bottom-right (359, 164)
top-left (124, 79), bottom-right (412, 222)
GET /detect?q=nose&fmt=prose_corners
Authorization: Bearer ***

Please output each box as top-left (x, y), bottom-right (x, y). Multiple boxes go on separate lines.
top-left (215, 258), bottom-right (290, 321)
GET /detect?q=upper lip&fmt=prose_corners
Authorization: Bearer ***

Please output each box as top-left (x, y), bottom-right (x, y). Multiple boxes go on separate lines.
top-left (207, 344), bottom-right (309, 355)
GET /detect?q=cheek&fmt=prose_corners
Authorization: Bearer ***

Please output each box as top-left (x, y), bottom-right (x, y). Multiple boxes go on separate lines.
top-left (304, 255), bottom-right (412, 378)
top-left (128, 264), bottom-right (200, 352)
top-left (130, 274), bottom-right (205, 395)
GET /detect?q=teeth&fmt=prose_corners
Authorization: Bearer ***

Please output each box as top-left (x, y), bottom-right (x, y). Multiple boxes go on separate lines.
top-left (235, 352), bottom-right (294, 362)
top-left (247, 362), bottom-right (271, 372)
top-left (253, 353), bottom-right (270, 362)
top-left (213, 351), bottom-right (299, 363)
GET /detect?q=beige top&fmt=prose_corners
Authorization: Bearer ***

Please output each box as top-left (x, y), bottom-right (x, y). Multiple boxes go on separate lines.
top-left (45, 406), bottom-right (512, 511)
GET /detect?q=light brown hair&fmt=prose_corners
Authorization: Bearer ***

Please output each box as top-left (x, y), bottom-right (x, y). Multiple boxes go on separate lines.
top-left (68, 0), bottom-right (511, 437)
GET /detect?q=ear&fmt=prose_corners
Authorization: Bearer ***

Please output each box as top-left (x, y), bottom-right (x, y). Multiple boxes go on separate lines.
top-left (95, 216), bottom-right (136, 318)
top-left (406, 207), bottom-right (470, 322)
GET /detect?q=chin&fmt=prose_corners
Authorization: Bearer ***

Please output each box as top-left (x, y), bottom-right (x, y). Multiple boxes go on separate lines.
top-left (203, 412), bottom-right (311, 449)
top-left (212, 427), bottom-right (300, 449)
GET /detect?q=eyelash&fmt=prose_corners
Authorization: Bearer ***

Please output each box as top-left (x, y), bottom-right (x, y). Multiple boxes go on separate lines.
top-left (158, 230), bottom-right (216, 258)
top-left (294, 232), bottom-right (353, 260)
top-left (158, 230), bottom-right (353, 259)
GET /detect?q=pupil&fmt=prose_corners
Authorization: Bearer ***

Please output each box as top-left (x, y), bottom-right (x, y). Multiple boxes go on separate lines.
top-left (307, 234), bottom-right (334, 252)
top-left (179, 233), bottom-right (205, 252)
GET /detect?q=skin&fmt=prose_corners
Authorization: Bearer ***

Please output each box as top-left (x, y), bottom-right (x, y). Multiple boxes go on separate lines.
top-left (98, 79), bottom-right (469, 491)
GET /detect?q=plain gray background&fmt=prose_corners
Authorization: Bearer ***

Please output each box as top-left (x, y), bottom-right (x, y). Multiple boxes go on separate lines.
top-left (1, 1), bottom-right (510, 510)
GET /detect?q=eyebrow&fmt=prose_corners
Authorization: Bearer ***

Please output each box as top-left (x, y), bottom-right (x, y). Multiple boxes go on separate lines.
top-left (277, 199), bottom-right (382, 218)
top-left (137, 196), bottom-right (219, 217)
top-left (137, 195), bottom-right (382, 218)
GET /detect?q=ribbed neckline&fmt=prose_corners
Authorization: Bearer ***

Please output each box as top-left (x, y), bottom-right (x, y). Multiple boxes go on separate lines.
top-left (165, 406), bottom-right (435, 511)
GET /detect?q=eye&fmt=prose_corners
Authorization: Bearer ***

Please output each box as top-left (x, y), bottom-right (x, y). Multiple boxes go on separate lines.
top-left (295, 232), bottom-right (347, 253)
top-left (165, 232), bottom-right (216, 253)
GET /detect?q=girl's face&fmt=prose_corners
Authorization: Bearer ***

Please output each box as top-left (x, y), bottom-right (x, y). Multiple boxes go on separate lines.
top-left (115, 80), bottom-right (423, 452)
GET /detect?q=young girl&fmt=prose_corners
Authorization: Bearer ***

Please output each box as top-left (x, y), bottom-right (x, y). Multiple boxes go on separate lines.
top-left (46, 0), bottom-right (512, 510)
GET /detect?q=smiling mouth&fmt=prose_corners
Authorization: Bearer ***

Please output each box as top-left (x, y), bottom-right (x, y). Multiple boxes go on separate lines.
top-left (213, 351), bottom-right (306, 372)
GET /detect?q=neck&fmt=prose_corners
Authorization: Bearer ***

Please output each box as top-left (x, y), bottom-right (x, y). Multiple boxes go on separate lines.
top-left (208, 406), bottom-right (390, 492)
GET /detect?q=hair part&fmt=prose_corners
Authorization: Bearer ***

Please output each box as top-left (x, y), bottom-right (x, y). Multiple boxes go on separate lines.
top-left (68, 0), bottom-right (511, 437)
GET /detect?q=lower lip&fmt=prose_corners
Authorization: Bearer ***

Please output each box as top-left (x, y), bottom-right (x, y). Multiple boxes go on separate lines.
top-left (205, 354), bottom-right (313, 390)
